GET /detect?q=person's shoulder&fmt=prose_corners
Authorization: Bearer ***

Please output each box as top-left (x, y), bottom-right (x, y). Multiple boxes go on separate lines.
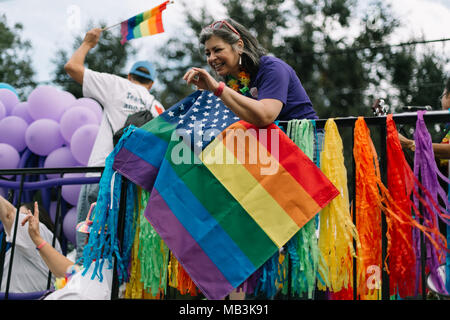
top-left (257, 56), bottom-right (293, 81)
top-left (258, 55), bottom-right (293, 75)
top-left (260, 55), bottom-right (289, 68)
top-left (85, 68), bottom-right (127, 84)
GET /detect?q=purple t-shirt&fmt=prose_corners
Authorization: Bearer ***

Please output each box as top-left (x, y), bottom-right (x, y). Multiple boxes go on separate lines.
top-left (249, 55), bottom-right (317, 120)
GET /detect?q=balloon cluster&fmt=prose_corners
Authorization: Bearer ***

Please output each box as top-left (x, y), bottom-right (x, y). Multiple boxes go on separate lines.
top-left (0, 83), bottom-right (102, 245)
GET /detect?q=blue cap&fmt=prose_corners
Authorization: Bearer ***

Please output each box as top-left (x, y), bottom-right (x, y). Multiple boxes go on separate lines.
top-left (129, 61), bottom-right (156, 81)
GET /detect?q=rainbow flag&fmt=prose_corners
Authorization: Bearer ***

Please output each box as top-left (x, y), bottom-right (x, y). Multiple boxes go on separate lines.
top-left (112, 90), bottom-right (339, 299)
top-left (120, 1), bottom-right (169, 44)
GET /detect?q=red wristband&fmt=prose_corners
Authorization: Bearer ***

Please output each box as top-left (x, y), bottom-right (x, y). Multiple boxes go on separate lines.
top-left (214, 81), bottom-right (225, 97)
top-left (36, 240), bottom-right (47, 250)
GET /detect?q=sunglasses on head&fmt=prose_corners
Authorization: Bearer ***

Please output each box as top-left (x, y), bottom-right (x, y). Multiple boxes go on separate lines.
top-left (208, 20), bottom-right (241, 38)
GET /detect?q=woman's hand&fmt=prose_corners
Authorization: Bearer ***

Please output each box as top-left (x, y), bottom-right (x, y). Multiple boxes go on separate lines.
top-left (183, 67), bottom-right (219, 92)
top-left (21, 201), bottom-right (43, 246)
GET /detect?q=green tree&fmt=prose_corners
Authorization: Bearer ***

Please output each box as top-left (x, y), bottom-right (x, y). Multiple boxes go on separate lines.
top-left (0, 14), bottom-right (36, 98)
top-left (152, 0), bottom-right (448, 120)
top-left (387, 48), bottom-right (448, 111)
top-left (153, 0), bottom-right (401, 117)
top-left (52, 21), bottom-right (136, 98)
top-left (153, 6), bottom-right (214, 108)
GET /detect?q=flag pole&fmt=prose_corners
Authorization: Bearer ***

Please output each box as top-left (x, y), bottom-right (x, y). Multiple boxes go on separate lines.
top-left (102, 22), bottom-right (121, 32)
top-left (102, 0), bottom-right (174, 32)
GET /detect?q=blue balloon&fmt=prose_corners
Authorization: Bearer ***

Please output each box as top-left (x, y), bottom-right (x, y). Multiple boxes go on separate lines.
top-left (0, 83), bottom-right (18, 97)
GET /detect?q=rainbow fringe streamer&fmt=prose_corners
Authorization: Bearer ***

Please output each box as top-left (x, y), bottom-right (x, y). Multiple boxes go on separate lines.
top-left (83, 115), bottom-right (450, 300)
top-left (138, 190), bottom-right (170, 296)
top-left (319, 119), bottom-right (360, 295)
top-left (386, 115), bottom-right (419, 298)
top-left (124, 189), bottom-right (159, 299)
top-left (412, 111), bottom-right (450, 295)
top-left (82, 126), bottom-right (137, 284)
top-left (284, 119), bottom-right (328, 299)
top-left (168, 253), bottom-right (199, 296)
top-left (353, 117), bottom-right (384, 299)
top-left (354, 116), bottom-right (448, 300)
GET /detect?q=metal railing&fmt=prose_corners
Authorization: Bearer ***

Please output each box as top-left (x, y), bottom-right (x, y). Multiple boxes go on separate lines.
top-left (279, 110), bottom-right (450, 300)
top-left (1, 110), bottom-right (448, 300)
top-left (0, 167), bottom-right (102, 300)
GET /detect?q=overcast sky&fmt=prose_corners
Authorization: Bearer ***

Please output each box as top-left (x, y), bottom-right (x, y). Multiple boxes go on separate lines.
top-left (1, 0), bottom-right (449, 86)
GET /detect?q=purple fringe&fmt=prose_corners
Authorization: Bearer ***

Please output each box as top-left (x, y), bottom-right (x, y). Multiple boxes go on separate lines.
top-left (413, 111), bottom-right (449, 295)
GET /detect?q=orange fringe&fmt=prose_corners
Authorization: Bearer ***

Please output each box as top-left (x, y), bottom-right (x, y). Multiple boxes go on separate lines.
top-left (354, 117), bottom-right (382, 300)
top-left (353, 117), bottom-right (447, 300)
top-left (168, 252), bottom-right (198, 296)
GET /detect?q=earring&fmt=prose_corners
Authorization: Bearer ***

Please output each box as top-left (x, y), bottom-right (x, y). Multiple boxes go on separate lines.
top-left (239, 55), bottom-right (242, 66)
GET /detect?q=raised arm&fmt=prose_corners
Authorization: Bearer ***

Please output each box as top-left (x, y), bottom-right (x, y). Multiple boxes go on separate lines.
top-left (64, 28), bottom-right (102, 85)
top-left (22, 202), bottom-right (74, 278)
top-left (0, 195), bottom-right (16, 235)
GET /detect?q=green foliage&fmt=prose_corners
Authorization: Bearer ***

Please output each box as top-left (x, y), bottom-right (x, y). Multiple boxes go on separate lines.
top-left (152, 0), bottom-right (448, 120)
top-left (0, 14), bottom-right (36, 98)
top-left (388, 49), bottom-right (448, 111)
top-left (153, 4), bottom-right (213, 108)
top-left (52, 21), bottom-right (136, 98)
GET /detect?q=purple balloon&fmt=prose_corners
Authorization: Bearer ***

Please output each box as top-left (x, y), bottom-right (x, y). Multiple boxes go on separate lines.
top-left (63, 206), bottom-right (78, 244)
top-left (27, 86), bottom-right (66, 121)
top-left (11, 102), bottom-right (33, 124)
top-left (59, 91), bottom-right (77, 112)
top-left (60, 106), bottom-right (98, 143)
top-left (0, 143), bottom-right (20, 178)
top-left (25, 119), bottom-right (64, 156)
top-left (61, 173), bottom-right (84, 206)
top-left (48, 201), bottom-right (58, 223)
top-left (71, 98), bottom-right (103, 123)
top-left (0, 101), bottom-right (6, 120)
top-left (0, 143), bottom-right (19, 180)
top-left (0, 116), bottom-right (28, 152)
top-left (0, 88), bottom-right (20, 116)
top-left (44, 147), bottom-right (80, 179)
top-left (70, 124), bottom-right (99, 165)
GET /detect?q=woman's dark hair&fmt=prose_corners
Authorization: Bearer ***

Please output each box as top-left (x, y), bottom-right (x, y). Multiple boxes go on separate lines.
top-left (445, 78), bottom-right (450, 95)
top-left (199, 18), bottom-right (267, 77)
top-left (20, 202), bottom-right (55, 234)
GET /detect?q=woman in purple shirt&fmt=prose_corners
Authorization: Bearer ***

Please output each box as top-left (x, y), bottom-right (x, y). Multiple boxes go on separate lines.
top-left (183, 18), bottom-right (317, 127)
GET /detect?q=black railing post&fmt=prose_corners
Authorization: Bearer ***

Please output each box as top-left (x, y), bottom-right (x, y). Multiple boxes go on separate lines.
top-left (418, 181), bottom-right (427, 300)
top-left (111, 177), bottom-right (128, 300)
top-left (287, 251), bottom-right (292, 299)
top-left (0, 229), bottom-right (7, 290)
top-left (351, 123), bottom-right (358, 300)
top-left (379, 122), bottom-right (390, 300)
top-left (46, 180), bottom-right (64, 289)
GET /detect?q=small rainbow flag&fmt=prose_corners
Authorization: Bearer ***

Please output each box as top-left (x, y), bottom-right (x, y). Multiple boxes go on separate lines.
top-left (120, 1), bottom-right (169, 44)
top-left (111, 90), bottom-right (339, 299)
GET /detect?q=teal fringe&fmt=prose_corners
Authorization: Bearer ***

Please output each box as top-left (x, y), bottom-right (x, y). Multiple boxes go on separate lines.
top-left (283, 119), bottom-right (327, 299)
top-left (122, 182), bottom-right (138, 283)
top-left (253, 251), bottom-right (281, 299)
top-left (82, 125), bottom-right (137, 284)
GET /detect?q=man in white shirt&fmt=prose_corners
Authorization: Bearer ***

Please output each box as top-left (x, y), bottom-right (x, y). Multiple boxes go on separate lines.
top-left (64, 28), bottom-right (165, 262)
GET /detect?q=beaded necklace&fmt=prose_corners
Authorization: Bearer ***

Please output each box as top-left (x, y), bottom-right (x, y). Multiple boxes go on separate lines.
top-left (226, 70), bottom-right (251, 97)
